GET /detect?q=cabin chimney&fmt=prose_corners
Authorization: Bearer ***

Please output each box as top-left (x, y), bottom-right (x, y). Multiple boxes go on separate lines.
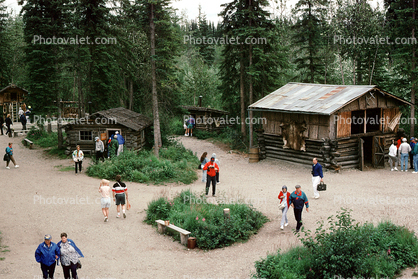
top-left (198, 96), bottom-right (203, 107)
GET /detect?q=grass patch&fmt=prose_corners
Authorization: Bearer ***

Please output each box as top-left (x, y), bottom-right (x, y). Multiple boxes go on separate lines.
top-left (86, 142), bottom-right (199, 184)
top-left (253, 208), bottom-right (418, 279)
top-left (145, 189), bottom-right (269, 250)
top-left (0, 231), bottom-right (9, 261)
top-left (54, 165), bottom-right (74, 172)
top-left (23, 127), bottom-right (68, 158)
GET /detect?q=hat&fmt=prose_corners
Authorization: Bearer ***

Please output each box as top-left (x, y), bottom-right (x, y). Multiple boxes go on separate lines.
top-left (295, 185), bottom-right (301, 189)
top-left (411, 137), bottom-right (415, 141)
top-left (402, 138), bottom-right (407, 142)
top-left (114, 135), bottom-right (118, 139)
top-left (282, 185), bottom-right (287, 190)
top-left (95, 137), bottom-right (99, 141)
top-left (115, 131), bottom-right (119, 134)
top-left (44, 234), bottom-right (52, 240)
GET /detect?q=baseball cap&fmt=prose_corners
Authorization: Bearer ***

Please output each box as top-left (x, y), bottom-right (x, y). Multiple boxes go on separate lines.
top-left (402, 138), bottom-right (407, 142)
top-left (44, 234), bottom-right (52, 240)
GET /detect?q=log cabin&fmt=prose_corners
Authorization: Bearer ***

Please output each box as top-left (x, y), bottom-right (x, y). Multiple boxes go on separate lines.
top-left (0, 84), bottom-right (28, 122)
top-left (181, 105), bottom-right (231, 132)
top-left (64, 107), bottom-right (152, 155)
top-left (248, 82), bottom-right (412, 170)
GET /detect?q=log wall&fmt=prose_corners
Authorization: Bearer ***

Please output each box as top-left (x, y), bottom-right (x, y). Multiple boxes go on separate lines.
top-left (257, 132), bottom-right (398, 170)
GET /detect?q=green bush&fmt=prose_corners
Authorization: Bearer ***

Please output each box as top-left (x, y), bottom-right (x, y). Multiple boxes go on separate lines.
top-left (253, 209), bottom-right (418, 279)
top-left (145, 189), bottom-right (269, 249)
top-left (86, 142), bottom-right (199, 184)
top-left (25, 126), bottom-right (66, 149)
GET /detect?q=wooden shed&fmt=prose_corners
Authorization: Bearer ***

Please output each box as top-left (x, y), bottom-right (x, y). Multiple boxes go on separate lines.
top-left (0, 84), bottom-right (28, 122)
top-left (181, 105), bottom-right (231, 132)
top-left (248, 83), bottom-right (412, 170)
top-left (64, 107), bottom-right (152, 154)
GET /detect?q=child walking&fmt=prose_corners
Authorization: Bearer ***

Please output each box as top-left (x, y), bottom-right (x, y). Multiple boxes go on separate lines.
top-left (99, 179), bottom-right (111, 222)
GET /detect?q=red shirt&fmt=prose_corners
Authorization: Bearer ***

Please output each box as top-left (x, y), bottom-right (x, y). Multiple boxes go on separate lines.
top-left (203, 161), bottom-right (219, 177)
top-left (397, 139), bottom-right (402, 149)
top-left (278, 191), bottom-right (291, 208)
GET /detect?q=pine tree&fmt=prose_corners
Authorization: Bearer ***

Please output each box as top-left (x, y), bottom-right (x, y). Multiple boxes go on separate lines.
top-left (0, 0), bottom-right (9, 87)
top-left (292, 0), bottom-right (328, 83)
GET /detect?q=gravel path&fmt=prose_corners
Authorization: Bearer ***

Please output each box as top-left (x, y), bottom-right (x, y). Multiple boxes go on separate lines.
top-left (0, 134), bottom-right (417, 278)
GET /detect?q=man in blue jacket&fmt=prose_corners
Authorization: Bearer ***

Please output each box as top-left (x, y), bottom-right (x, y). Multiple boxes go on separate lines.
top-left (289, 185), bottom-right (309, 233)
top-left (115, 131), bottom-right (125, 156)
top-left (35, 234), bottom-right (60, 279)
top-left (312, 157), bottom-right (324, 199)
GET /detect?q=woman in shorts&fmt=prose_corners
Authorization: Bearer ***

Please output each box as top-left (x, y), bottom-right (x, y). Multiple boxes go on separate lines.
top-left (99, 179), bottom-right (111, 222)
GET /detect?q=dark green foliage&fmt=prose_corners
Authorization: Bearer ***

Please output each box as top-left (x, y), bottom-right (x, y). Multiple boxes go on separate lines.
top-left (25, 126), bottom-right (66, 148)
top-left (87, 143), bottom-right (199, 184)
top-left (145, 189), bottom-right (269, 249)
top-left (253, 209), bottom-right (418, 279)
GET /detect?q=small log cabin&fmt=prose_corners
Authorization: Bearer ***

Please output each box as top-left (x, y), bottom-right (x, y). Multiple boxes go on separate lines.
top-left (248, 82), bottom-right (412, 170)
top-left (0, 84), bottom-right (28, 122)
top-left (181, 105), bottom-right (231, 132)
top-left (64, 107), bottom-right (152, 154)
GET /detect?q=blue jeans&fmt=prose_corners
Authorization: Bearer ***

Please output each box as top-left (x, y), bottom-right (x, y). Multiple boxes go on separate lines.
top-left (414, 154), bottom-right (418, 172)
top-left (401, 153), bottom-right (409, 171)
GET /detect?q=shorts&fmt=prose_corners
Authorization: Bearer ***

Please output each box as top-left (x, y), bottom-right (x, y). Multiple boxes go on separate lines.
top-left (101, 197), bottom-right (111, 208)
top-left (115, 194), bottom-right (125, 205)
top-left (187, 124), bottom-right (193, 129)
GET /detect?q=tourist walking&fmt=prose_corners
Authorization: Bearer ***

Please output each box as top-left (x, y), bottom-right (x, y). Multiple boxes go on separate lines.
top-left (289, 185), bottom-right (309, 233)
top-left (35, 234), bottom-right (60, 279)
top-left (57, 233), bottom-right (84, 279)
top-left (411, 139), bottom-right (418, 174)
top-left (72, 145), bottom-right (84, 174)
top-left (99, 179), bottom-right (111, 222)
top-left (115, 131), bottom-right (125, 156)
top-left (203, 156), bottom-right (219, 196)
top-left (112, 175), bottom-right (128, 218)
top-left (0, 114), bottom-right (4, 135)
top-left (5, 114), bottom-right (12, 137)
top-left (20, 113), bottom-right (27, 130)
top-left (388, 140), bottom-right (399, 171)
top-left (109, 135), bottom-right (119, 159)
top-left (200, 152), bottom-right (209, 182)
top-left (5, 142), bottom-right (19, 169)
top-left (95, 137), bottom-right (105, 162)
top-left (278, 185), bottom-right (290, 230)
top-left (212, 153), bottom-right (221, 183)
top-left (311, 158), bottom-right (323, 199)
top-left (410, 137), bottom-right (416, 169)
top-left (399, 138), bottom-right (411, 172)
top-left (187, 115), bottom-right (195, 136)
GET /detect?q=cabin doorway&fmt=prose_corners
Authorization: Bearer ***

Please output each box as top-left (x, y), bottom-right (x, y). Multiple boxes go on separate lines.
top-left (359, 135), bottom-right (385, 169)
top-left (107, 129), bottom-right (121, 141)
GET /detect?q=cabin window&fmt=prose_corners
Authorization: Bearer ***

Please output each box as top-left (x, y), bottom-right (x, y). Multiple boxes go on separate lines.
top-left (366, 108), bottom-right (381, 132)
top-left (79, 131), bottom-right (93, 141)
top-left (11, 92), bottom-right (17, 101)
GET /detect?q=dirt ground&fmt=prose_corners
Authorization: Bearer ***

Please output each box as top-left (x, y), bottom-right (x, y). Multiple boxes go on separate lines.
top-left (0, 134), bottom-right (418, 279)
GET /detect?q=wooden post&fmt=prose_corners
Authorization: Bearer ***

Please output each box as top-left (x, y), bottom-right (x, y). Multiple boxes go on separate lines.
top-left (359, 138), bottom-right (364, 171)
top-left (223, 208), bottom-right (230, 219)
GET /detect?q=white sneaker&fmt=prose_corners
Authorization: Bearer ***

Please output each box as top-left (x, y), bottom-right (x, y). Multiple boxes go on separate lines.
top-left (14, 165), bottom-right (19, 168)
top-left (406, 170), bottom-right (408, 172)
top-left (280, 226), bottom-right (284, 230)
top-left (394, 168), bottom-right (398, 171)
top-left (413, 171), bottom-right (418, 174)
top-left (116, 214), bottom-right (120, 218)
top-left (191, 134), bottom-right (192, 136)
top-left (315, 196), bottom-right (320, 199)
top-left (401, 170), bottom-right (404, 172)
top-left (6, 166), bottom-right (10, 169)
top-left (391, 169), bottom-right (394, 171)
top-left (285, 223), bottom-right (288, 227)
top-left (184, 134), bottom-right (188, 136)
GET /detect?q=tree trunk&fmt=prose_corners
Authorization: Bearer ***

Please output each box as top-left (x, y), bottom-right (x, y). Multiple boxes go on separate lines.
top-left (240, 46), bottom-right (246, 138)
top-left (249, 0), bottom-right (253, 147)
top-left (57, 98), bottom-right (63, 149)
top-left (150, 3), bottom-right (161, 157)
top-left (77, 66), bottom-right (85, 118)
top-left (129, 79), bottom-right (133, 111)
top-left (411, 0), bottom-right (416, 138)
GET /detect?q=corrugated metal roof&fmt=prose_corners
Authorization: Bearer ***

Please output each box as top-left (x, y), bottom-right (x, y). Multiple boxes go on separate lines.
top-left (248, 82), bottom-right (411, 115)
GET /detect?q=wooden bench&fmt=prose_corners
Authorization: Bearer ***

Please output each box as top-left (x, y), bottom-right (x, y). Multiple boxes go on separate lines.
top-left (156, 219), bottom-right (191, 245)
top-left (13, 130), bottom-right (29, 137)
top-left (24, 138), bottom-right (34, 149)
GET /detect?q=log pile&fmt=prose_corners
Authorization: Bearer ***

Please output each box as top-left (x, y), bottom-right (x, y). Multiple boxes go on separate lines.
top-left (332, 138), bottom-right (360, 169)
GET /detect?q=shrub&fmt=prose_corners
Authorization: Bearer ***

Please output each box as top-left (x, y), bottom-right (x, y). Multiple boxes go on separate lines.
top-left (145, 189), bottom-right (269, 249)
top-left (253, 209), bottom-right (418, 279)
top-left (87, 142), bottom-right (199, 184)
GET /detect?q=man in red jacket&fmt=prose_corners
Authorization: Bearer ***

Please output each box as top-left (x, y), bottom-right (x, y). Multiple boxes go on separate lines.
top-left (203, 156), bottom-right (219, 196)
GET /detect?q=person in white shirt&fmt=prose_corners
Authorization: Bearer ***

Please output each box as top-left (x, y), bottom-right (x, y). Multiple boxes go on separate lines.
top-left (388, 140), bottom-right (398, 171)
top-left (399, 138), bottom-right (411, 172)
